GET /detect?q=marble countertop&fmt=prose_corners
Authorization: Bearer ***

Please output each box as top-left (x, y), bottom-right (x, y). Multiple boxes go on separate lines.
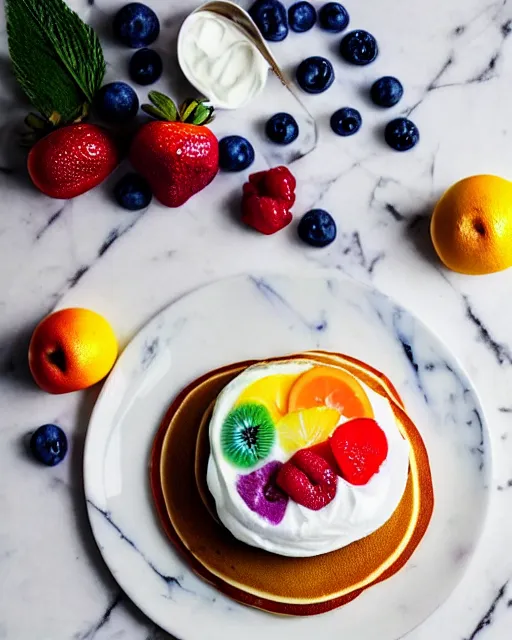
top-left (1, 0), bottom-right (512, 638)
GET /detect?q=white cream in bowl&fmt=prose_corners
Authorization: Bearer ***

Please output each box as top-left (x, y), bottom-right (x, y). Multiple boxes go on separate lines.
top-left (178, 10), bottom-right (269, 110)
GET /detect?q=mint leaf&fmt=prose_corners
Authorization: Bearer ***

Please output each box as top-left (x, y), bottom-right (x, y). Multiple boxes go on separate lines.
top-left (6, 0), bottom-right (105, 124)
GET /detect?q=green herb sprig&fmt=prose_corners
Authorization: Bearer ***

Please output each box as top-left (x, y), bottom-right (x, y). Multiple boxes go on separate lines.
top-left (6, 0), bottom-right (105, 125)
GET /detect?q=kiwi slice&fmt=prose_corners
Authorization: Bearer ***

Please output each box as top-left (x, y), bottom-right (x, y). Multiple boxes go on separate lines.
top-left (220, 402), bottom-right (275, 468)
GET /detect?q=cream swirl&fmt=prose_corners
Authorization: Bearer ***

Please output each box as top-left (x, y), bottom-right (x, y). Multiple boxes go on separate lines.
top-left (207, 360), bottom-right (411, 558)
top-left (178, 11), bottom-right (269, 109)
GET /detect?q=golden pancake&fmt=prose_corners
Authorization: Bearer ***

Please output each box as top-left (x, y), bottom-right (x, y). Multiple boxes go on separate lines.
top-left (150, 353), bottom-right (434, 616)
top-left (195, 402), bottom-right (220, 524)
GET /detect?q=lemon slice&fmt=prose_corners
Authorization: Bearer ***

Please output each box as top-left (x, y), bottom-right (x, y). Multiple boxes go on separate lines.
top-left (236, 373), bottom-right (299, 422)
top-left (276, 407), bottom-right (341, 454)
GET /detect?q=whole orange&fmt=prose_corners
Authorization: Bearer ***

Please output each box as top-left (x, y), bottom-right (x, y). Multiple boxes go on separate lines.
top-left (431, 175), bottom-right (512, 275)
top-left (28, 308), bottom-right (118, 394)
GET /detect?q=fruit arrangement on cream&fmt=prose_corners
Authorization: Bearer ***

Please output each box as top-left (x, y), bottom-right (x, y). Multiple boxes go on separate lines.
top-left (207, 358), bottom-right (411, 557)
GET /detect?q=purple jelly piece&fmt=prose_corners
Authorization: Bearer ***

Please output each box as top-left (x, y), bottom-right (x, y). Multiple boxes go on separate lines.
top-left (236, 461), bottom-right (289, 525)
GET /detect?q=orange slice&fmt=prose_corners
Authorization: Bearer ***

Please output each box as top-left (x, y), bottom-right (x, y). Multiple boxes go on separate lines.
top-left (276, 407), bottom-right (340, 454)
top-left (288, 365), bottom-right (374, 419)
top-left (235, 373), bottom-right (299, 422)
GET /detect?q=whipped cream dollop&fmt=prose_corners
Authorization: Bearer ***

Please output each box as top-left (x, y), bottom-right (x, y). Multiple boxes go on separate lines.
top-left (177, 11), bottom-right (269, 109)
top-left (207, 360), bottom-right (411, 558)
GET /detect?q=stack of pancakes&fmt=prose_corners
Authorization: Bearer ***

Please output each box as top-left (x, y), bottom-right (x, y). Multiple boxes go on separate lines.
top-left (150, 351), bottom-right (434, 616)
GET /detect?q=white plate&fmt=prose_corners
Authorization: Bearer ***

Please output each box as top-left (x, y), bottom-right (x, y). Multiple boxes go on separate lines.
top-left (84, 274), bottom-right (490, 640)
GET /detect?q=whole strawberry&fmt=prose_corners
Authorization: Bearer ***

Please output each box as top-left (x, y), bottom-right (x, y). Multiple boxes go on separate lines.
top-left (28, 124), bottom-right (118, 199)
top-left (130, 92), bottom-right (218, 207)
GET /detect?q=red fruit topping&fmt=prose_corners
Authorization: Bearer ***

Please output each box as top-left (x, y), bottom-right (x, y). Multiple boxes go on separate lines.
top-left (329, 418), bottom-right (389, 486)
top-left (276, 449), bottom-right (337, 511)
top-left (308, 439), bottom-right (340, 474)
top-left (241, 195), bottom-right (292, 235)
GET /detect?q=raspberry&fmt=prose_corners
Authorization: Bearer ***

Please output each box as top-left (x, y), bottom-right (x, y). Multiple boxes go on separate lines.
top-left (242, 166), bottom-right (296, 235)
top-left (248, 166), bottom-right (296, 205)
top-left (261, 166), bottom-right (296, 206)
top-left (276, 449), bottom-right (337, 510)
top-left (308, 439), bottom-right (340, 473)
top-left (241, 195), bottom-right (292, 235)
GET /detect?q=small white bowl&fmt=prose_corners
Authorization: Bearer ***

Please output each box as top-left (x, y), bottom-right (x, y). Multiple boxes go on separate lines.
top-left (177, 1), bottom-right (270, 110)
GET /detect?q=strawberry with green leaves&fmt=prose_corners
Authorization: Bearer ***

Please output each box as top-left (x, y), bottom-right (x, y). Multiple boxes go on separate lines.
top-left (129, 92), bottom-right (219, 207)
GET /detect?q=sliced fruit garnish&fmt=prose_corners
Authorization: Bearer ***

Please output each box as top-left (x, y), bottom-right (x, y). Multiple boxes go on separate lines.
top-left (277, 449), bottom-right (337, 511)
top-left (276, 406), bottom-right (340, 454)
top-left (307, 438), bottom-right (340, 474)
top-left (221, 402), bottom-right (275, 469)
top-left (330, 417), bottom-right (389, 486)
top-left (288, 365), bottom-right (374, 419)
top-left (236, 461), bottom-right (289, 525)
top-left (235, 373), bottom-right (299, 422)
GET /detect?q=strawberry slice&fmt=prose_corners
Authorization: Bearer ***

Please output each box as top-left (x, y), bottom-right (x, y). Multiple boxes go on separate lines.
top-left (329, 418), bottom-right (389, 486)
top-left (241, 194), bottom-right (292, 235)
top-left (308, 439), bottom-right (340, 474)
top-left (276, 449), bottom-right (337, 510)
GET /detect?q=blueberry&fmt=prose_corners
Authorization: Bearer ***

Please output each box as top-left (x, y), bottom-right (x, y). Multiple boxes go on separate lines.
top-left (298, 209), bottom-right (337, 247)
top-left (371, 76), bottom-right (404, 108)
top-left (265, 113), bottom-right (299, 144)
top-left (385, 118), bottom-right (420, 151)
top-left (330, 107), bottom-right (362, 136)
top-left (113, 3), bottom-right (160, 48)
top-left (319, 3), bottom-right (349, 33)
top-left (94, 82), bottom-right (139, 124)
top-left (288, 2), bottom-right (317, 32)
top-left (340, 30), bottom-right (378, 65)
top-left (30, 424), bottom-right (68, 466)
top-left (114, 173), bottom-right (153, 210)
top-left (249, 0), bottom-right (288, 42)
top-left (129, 48), bottom-right (163, 85)
top-left (296, 56), bottom-right (335, 94)
top-left (219, 136), bottom-right (255, 171)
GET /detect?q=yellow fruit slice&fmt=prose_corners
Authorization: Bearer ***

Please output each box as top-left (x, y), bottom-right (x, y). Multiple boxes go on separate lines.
top-left (236, 374), bottom-right (299, 422)
top-left (276, 407), bottom-right (341, 454)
